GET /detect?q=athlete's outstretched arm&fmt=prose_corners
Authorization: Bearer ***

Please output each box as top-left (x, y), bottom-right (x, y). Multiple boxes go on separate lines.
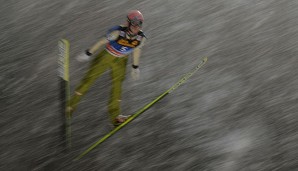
top-left (89, 30), bottom-right (120, 54)
top-left (89, 38), bottom-right (109, 54)
top-left (132, 47), bottom-right (141, 66)
top-left (132, 37), bottom-right (146, 66)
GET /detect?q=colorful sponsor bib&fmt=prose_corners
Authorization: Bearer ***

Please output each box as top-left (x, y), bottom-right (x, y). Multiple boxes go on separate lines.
top-left (105, 26), bottom-right (146, 57)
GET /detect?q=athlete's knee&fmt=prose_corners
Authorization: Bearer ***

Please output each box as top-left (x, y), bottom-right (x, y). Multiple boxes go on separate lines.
top-left (66, 106), bottom-right (73, 112)
top-left (75, 91), bottom-right (83, 96)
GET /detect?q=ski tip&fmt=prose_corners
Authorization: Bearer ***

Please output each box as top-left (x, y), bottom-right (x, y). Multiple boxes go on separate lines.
top-left (202, 57), bottom-right (208, 62)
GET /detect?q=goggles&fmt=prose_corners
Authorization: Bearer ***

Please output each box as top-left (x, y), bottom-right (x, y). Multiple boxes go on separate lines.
top-left (129, 19), bottom-right (143, 27)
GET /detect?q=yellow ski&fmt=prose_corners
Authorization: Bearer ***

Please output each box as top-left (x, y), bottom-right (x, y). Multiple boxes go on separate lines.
top-left (75, 57), bottom-right (208, 160)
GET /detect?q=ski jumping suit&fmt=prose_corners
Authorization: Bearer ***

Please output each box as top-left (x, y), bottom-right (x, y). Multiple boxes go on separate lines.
top-left (69, 25), bottom-right (146, 124)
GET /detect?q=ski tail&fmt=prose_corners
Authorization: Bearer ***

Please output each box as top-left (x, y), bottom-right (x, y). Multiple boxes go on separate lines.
top-left (58, 39), bottom-right (71, 150)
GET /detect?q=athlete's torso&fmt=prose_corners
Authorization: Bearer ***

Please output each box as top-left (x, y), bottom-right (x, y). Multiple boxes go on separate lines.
top-left (105, 25), bottom-right (146, 57)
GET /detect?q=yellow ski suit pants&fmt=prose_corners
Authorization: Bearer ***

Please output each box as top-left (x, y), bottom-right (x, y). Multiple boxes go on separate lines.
top-left (69, 50), bottom-right (128, 124)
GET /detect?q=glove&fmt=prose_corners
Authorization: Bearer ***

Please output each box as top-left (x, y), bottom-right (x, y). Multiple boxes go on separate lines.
top-left (131, 65), bottom-right (140, 80)
top-left (76, 50), bottom-right (92, 62)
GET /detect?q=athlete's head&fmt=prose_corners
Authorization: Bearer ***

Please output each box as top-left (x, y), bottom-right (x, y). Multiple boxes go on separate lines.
top-left (126, 10), bottom-right (144, 36)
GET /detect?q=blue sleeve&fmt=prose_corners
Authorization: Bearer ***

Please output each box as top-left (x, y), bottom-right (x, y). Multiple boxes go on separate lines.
top-left (106, 25), bottom-right (121, 36)
top-left (105, 25), bottom-right (122, 41)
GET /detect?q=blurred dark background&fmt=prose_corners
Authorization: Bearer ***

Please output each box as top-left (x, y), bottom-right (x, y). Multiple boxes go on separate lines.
top-left (1, 0), bottom-right (298, 170)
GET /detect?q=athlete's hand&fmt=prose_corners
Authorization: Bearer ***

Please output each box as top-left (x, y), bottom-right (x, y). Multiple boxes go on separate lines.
top-left (131, 66), bottom-right (140, 80)
top-left (76, 50), bottom-right (92, 62)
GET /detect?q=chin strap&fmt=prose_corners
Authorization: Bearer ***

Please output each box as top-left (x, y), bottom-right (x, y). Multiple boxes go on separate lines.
top-left (126, 29), bottom-right (136, 38)
top-left (126, 23), bottom-right (138, 37)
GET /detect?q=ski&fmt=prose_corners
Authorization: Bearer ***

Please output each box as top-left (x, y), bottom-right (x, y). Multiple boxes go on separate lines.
top-left (58, 39), bottom-right (71, 150)
top-left (75, 57), bottom-right (208, 160)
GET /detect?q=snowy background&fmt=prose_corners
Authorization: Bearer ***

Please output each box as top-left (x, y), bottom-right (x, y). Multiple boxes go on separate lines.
top-left (1, 0), bottom-right (298, 170)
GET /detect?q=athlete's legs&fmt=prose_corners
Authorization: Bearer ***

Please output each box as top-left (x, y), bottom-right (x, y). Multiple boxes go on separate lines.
top-left (108, 56), bottom-right (128, 124)
top-left (68, 50), bottom-right (110, 115)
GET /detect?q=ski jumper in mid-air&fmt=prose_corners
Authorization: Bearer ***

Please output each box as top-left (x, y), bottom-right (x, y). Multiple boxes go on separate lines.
top-left (68, 10), bottom-right (147, 126)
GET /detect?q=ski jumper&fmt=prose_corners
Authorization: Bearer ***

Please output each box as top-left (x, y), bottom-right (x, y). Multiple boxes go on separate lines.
top-left (69, 25), bottom-right (146, 124)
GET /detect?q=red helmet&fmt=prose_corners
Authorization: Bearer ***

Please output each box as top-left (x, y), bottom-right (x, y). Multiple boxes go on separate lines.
top-left (127, 10), bottom-right (144, 27)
